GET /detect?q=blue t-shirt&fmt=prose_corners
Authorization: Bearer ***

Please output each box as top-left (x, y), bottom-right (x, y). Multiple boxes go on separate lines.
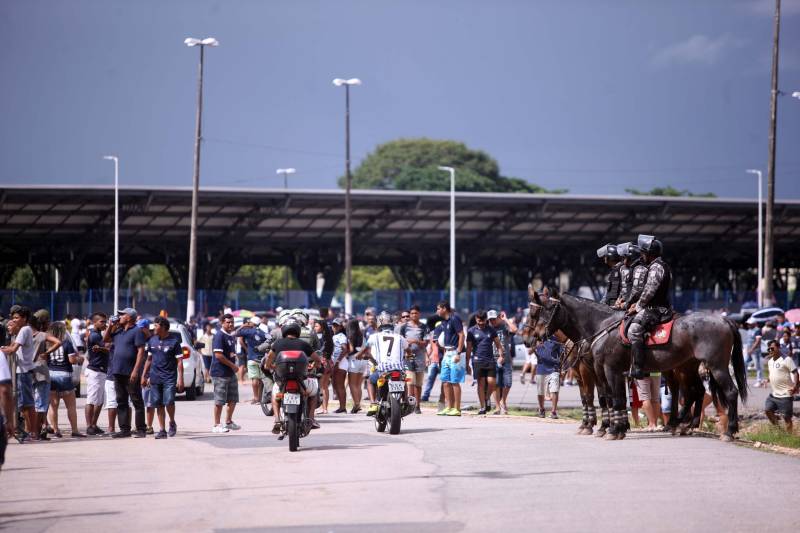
top-left (467, 325), bottom-right (497, 365)
top-left (147, 334), bottom-right (183, 385)
top-left (211, 330), bottom-right (237, 378)
top-left (236, 327), bottom-right (269, 362)
top-left (86, 330), bottom-right (109, 373)
top-left (534, 336), bottom-right (563, 375)
top-left (48, 336), bottom-right (76, 373)
top-left (109, 326), bottom-right (146, 376)
top-left (440, 314), bottom-right (464, 349)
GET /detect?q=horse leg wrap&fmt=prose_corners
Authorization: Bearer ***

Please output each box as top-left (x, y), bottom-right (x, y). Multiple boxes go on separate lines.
top-left (588, 406), bottom-right (597, 426)
top-left (582, 406), bottom-right (589, 427)
top-left (602, 408), bottom-right (611, 429)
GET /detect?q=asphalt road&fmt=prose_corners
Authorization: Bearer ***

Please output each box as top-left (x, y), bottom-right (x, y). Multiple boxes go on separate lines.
top-left (2, 382), bottom-right (798, 533)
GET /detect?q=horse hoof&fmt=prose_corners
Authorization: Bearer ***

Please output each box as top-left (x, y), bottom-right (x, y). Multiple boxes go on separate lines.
top-left (604, 433), bottom-right (618, 441)
top-left (617, 432), bottom-right (626, 440)
top-left (584, 427), bottom-right (593, 436)
top-left (577, 426), bottom-right (587, 435)
top-left (595, 428), bottom-right (607, 438)
top-left (720, 434), bottom-right (733, 443)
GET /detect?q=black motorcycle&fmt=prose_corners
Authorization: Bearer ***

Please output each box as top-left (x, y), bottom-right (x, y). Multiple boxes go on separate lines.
top-left (274, 350), bottom-right (311, 452)
top-left (259, 359), bottom-right (274, 417)
top-left (374, 369), bottom-right (416, 435)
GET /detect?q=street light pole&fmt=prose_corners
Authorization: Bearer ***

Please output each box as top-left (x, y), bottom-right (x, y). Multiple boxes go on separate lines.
top-left (764, 0), bottom-right (781, 305)
top-left (276, 167), bottom-right (296, 189)
top-left (747, 169), bottom-right (763, 307)
top-left (184, 37), bottom-right (218, 322)
top-left (103, 155), bottom-right (119, 312)
top-left (439, 166), bottom-right (456, 310)
top-left (332, 78), bottom-right (361, 316)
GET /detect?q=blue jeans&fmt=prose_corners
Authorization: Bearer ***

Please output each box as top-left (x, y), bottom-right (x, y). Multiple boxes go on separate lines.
top-left (421, 363), bottom-right (440, 401)
top-left (149, 382), bottom-right (176, 407)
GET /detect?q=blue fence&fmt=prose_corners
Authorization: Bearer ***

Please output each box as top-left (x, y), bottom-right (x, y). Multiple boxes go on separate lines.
top-left (0, 288), bottom-right (796, 319)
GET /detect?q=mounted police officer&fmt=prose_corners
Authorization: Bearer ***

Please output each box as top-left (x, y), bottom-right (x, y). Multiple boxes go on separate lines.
top-left (597, 243), bottom-right (622, 307)
top-left (614, 242), bottom-right (634, 309)
top-left (626, 234), bottom-right (673, 379)
top-left (617, 242), bottom-right (647, 311)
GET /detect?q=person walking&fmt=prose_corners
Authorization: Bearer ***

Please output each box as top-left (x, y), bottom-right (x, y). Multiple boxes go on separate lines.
top-left (105, 308), bottom-right (147, 439)
top-left (534, 331), bottom-right (564, 418)
top-left (466, 310), bottom-right (504, 415)
top-left (141, 317), bottom-right (184, 439)
top-left (84, 312), bottom-right (109, 435)
top-left (489, 309), bottom-right (516, 414)
top-left (210, 314), bottom-right (240, 433)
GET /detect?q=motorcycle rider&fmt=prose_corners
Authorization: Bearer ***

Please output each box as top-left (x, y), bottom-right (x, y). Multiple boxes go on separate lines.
top-left (597, 243), bottom-right (622, 306)
top-left (360, 311), bottom-right (409, 417)
top-left (263, 321), bottom-right (323, 435)
top-left (626, 235), bottom-right (673, 379)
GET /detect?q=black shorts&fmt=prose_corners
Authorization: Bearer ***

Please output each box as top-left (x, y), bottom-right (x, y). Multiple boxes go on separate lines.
top-left (765, 394), bottom-right (793, 418)
top-left (475, 364), bottom-right (496, 379)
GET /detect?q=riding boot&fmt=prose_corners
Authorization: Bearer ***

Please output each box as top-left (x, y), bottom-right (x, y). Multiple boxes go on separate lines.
top-left (629, 340), bottom-right (647, 380)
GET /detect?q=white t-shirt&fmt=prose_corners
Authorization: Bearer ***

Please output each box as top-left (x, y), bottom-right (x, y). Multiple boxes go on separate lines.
top-left (368, 330), bottom-right (408, 373)
top-left (0, 352), bottom-right (11, 383)
top-left (15, 325), bottom-right (36, 373)
top-left (767, 356), bottom-right (797, 398)
top-left (332, 332), bottom-right (348, 363)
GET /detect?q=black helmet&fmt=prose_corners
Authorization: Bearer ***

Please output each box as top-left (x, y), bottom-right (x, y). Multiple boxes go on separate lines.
top-left (596, 244), bottom-right (619, 260)
top-left (637, 234), bottom-right (663, 256)
top-left (281, 320), bottom-right (301, 338)
top-left (616, 242), bottom-right (641, 258)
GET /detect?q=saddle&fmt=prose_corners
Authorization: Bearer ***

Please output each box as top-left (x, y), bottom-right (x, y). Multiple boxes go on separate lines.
top-left (619, 315), bottom-right (676, 346)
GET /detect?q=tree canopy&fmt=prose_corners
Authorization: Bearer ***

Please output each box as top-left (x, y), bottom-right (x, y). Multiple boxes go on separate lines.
top-left (625, 186), bottom-right (716, 198)
top-left (341, 138), bottom-right (564, 193)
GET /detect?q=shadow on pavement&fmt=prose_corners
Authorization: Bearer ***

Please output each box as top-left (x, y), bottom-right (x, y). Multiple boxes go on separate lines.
top-left (186, 432), bottom-right (386, 450)
top-left (0, 510), bottom-right (120, 528)
top-left (220, 520), bottom-right (465, 533)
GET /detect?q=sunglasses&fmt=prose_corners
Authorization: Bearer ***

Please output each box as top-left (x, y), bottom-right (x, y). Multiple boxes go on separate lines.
top-left (401, 315), bottom-right (409, 319)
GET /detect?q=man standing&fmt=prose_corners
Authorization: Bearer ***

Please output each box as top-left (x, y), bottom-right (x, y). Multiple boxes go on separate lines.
top-left (104, 308), bottom-right (147, 439)
top-left (1, 306), bottom-right (36, 440)
top-left (141, 317), bottom-right (184, 439)
top-left (84, 312), bottom-right (109, 435)
top-left (435, 301), bottom-right (466, 416)
top-left (765, 340), bottom-right (798, 432)
top-left (534, 332), bottom-right (563, 418)
top-left (489, 309), bottom-right (517, 415)
top-left (466, 310), bottom-right (504, 415)
top-left (236, 318), bottom-right (270, 405)
top-left (399, 305), bottom-right (428, 414)
top-left (211, 314), bottom-right (240, 433)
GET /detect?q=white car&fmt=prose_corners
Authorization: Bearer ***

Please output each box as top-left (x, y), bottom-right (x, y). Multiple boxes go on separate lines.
top-left (169, 322), bottom-right (206, 401)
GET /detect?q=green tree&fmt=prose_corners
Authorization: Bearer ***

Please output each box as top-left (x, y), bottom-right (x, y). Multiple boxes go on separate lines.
top-left (351, 266), bottom-right (400, 291)
top-left (7, 266), bottom-right (36, 290)
top-left (229, 266), bottom-right (299, 295)
top-left (341, 138), bottom-right (564, 193)
top-left (123, 265), bottom-right (174, 290)
top-left (625, 186), bottom-right (716, 198)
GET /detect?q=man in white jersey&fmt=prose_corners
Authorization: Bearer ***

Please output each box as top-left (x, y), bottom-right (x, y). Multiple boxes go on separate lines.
top-left (361, 312), bottom-right (408, 416)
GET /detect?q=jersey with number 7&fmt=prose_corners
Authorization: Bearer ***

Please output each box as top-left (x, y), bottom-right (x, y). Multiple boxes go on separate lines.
top-left (368, 331), bottom-right (408, 373)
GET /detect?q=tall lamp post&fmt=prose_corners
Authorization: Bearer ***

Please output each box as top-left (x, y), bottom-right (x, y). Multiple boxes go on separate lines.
top-left (103, 155), bottom-right (120, 312)
top-left (332, 77), bottom-right (361, 316)
top-left (184, 36), bottom-right (218, 322)
top-left (276, 167), bottom-right (296, 189)
top-left (438, 166), bottom-right (456, 310)
top-left (747, 169), bottom-right (764, 307)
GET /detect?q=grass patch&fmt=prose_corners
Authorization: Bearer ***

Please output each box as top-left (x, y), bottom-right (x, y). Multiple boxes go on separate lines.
top-left (745, 423), bottom-right (800, 449)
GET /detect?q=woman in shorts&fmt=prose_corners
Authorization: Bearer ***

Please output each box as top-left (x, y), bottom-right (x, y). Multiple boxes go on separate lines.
top-left (46, 321), bottom-right (86, 438)
top-left (314, 320), bottom-right (334, 414)
top-left (345, 319), bottom-right (365, 414)
top-left (331, 319), bottom-right (350, 413)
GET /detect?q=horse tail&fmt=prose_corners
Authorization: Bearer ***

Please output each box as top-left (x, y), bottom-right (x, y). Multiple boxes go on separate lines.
top-left (726, 318), bottom-right (748, 404)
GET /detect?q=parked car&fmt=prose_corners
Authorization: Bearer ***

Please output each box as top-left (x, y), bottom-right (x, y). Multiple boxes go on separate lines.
top-left (746, 307), bottom-right (784, 325)
top-left (169, 322), bottom-right (206, 400)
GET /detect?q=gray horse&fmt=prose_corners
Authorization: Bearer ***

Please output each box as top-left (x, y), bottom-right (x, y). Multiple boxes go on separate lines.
top-left (532, 289), bottom-right (747, 441)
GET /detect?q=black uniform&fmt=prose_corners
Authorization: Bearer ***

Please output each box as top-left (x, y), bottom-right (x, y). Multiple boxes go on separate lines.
top-left (604, 262), bottom-right (623, 306)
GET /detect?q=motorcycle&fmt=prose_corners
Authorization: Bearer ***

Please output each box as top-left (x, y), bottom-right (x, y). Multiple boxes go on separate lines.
top-left (259, 357), bottom-right (274, 417)
top-left (274, 350), bottom-right (311, 452)
top-left (374, 369), bottom-right (416, 435)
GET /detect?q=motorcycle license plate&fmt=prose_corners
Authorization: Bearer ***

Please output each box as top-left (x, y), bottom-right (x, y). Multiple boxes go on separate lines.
top-left (388, 381), bottom-right (405, 392)
top-left (283, 393), bottom-right (301, 405)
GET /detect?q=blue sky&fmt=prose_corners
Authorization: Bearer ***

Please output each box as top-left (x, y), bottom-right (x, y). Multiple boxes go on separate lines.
top-left (1, 0), bottom-right (799, 198)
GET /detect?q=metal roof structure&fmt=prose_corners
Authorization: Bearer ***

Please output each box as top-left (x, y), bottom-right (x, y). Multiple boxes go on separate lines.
top-left (1, 184), bottom-right (798, 291)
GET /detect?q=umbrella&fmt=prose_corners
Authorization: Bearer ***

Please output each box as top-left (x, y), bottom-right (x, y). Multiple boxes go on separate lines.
top-left (784, 309), bottom-right (800, 323)
top-left (231, 309), bottom-right (254, 318)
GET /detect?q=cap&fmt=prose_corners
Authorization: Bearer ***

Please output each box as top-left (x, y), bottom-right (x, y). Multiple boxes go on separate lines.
top-left (117, 308), bottom-right (138, 318)
top-left (332, 317), bottom-right (346, 327)
top-left (250, 316), bottom-right (261, 326)
top-left (136, 318), bottom-right (151, 329)
top-left (487, 310), bottom-right (499, 320)
top-left (33, 309), bottom-right (51, 322)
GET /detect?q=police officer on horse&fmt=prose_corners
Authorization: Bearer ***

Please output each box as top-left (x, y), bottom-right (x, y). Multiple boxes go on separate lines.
top-left (626, 234), bottom-right (673, 380)
top-left (597, 244), bottom-right (622, 307)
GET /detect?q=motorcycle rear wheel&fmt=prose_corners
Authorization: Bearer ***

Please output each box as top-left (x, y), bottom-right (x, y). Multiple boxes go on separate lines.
top-left (287, 413), bottom-right (300, 452)
top-left (389, 395), bottom-right (402, 435)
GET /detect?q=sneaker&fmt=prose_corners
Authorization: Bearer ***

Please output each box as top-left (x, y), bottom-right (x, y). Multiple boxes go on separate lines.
top-left (271, 422), bottom-right (281, 435)
top-left (310, 420), bottom-right (321, 430)
top-left (111, 430), bottom-right (132, 439)
top-left (436, 408), bottom-right (449, 416)
top-left (445, 408), bottom-right (461, 417)
top-left (350, 405), bottom-right (361, 414)
top-left (477, 408), bottom-right (487, 415)
top-left (168, 421), bottom-right (177, 437)
top-left (224, 421), bottom-right (241, 431)
top-left (550, 411), bottom-right (558, 419)
top-left (538, 409), bottom-right (546, 418)
top-left (93, 426), bottom-right (106, 435)
top-left (133, 430), bottom-right (147, 438)
top-left (86, 426), bottom-right (97, 436)
top-left (212, 425), bottom-right (230, 434)
top-left (155, 429), bottom-right (168, 439)
top-left (145, 426), bottom-right (154, 435)
top-left (71, 432), bottom-right (87, 438)
top-left (414, 406), bottom-right (422, 415)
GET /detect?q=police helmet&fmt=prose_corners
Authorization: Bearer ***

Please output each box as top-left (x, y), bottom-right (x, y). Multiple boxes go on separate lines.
top-left (281, 320), bottom-right (302, 338)
top-left (637, 234), bottom-right (663, 256)
top-left (290, 309), bottom-right (309, 327)
top-left (596, 244), bottom-right (619, 260)
top-left (616, 242), bottom-right (641, 258)
top-left (277, 309), bottom-right (292, 326)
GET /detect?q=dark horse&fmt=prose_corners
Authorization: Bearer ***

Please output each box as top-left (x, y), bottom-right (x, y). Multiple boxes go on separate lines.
top-left (532, 290), bottom-right (747, 441)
